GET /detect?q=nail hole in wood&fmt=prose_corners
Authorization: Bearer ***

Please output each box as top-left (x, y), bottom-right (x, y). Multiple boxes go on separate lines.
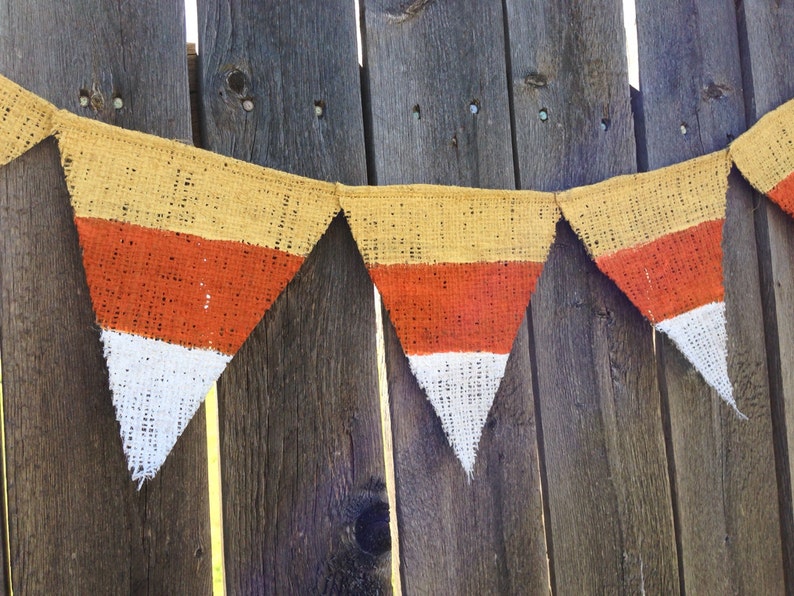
top-left (412, 104), bottom-right (421, 120)
top-left (314, 99), bottom-right (325, 118)
top-left (469, 99), bottom-right (480, 114)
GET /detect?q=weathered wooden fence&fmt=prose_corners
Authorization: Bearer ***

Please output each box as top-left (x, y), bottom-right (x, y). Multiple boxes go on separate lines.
top-left (0, 0), bottom-right (792, 593)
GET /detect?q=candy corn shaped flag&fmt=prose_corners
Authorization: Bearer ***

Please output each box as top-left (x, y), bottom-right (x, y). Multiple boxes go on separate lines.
top-left (0, 74), bottom-right (55, 166)
top-left (341, 185), bottom-right (559, 476)
top-left (53, 110), bottom-right (340, 482)
top-left (558, 151), bottom-right (738, 411)
top-left (730, 98), bottom-right (794, 216)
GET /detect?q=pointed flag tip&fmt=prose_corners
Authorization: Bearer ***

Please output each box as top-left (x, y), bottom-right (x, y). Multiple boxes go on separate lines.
top-left (101, 329), bottom-right (232, 483)
top-left (656, 301), bottom-right (743, 415)
top-left (409, 352), bottom-right (509, 477)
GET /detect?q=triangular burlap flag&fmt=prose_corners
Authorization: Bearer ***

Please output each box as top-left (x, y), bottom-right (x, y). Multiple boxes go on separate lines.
top-left (340, 185), bottom-right (559, 476)
top-left (52, 110), bottom-right (340, 482)
top-left (730, 97), bottom-right (794, 216)
top-left (0, 74), bottom-right (56, 165)
top-left (558, 151), bottom-right (739, 412)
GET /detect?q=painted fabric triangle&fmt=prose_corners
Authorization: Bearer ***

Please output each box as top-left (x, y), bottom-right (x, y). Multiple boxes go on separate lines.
top-left (0, 74), bottom-right (56, 166)
top-left (51, 110), bottom-right (340, 482)
top-left (102, 329), bottom-right (232, 483)
top-left (340, 184), bottom-right (559, 475)
top-left (557, 151), bottom-right (739, 411)
top-left (730, 97), bottom-right (794, 217)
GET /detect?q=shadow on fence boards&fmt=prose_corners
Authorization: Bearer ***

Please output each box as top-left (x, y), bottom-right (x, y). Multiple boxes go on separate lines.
top-left (0, 0), bottom-right (793, 593)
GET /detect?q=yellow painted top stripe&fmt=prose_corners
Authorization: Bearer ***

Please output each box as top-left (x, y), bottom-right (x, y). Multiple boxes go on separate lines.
top-left (54, 111), bottom-right (339, 256)
top-left (0, 73), bottom-right (56, 166)
top-left (338, 183), bottom-right (559, 265)
top-left (730, 98), bottom-right (794, 194)
top-left (557, 150), bottom-right (730, 258)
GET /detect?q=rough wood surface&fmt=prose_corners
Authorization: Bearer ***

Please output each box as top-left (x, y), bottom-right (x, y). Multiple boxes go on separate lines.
top-left (736, 0), bottom-right (794, 586)
top-left (506, 0), bottom-right (679, 591)
top-left (0, 1), bottom-right (211, 593)
top-left (361, 0), bottom-right (550, 593)
top-left (198, 1), bottom-right (389, 593)
top-left (634, 0), bottom-right (786, 592)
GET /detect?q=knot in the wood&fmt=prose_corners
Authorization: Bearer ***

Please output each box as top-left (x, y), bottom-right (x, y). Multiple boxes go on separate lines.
top-left (226, 69), bottom-right (248, 97)
top-left (524, 72), bottom-right (548, 88)
top-left (354, 501), bottom-right (390, 556)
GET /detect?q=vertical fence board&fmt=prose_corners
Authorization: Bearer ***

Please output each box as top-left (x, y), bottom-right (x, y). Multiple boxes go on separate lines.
top-left (361, 0), bottom-right (550, 592)
top-left (198, 1), bottom-right (389, 593)
top-left (0, 1), bottom-right (211, 593)
top-left (506, 0), bottom-right (680, 592)
top-left (633, 0), bottom-right (786, 592)
top-left (736, 0), bottom-right (794, 585)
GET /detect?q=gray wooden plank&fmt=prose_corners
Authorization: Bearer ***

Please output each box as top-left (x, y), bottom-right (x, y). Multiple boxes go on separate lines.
top-left (633, 0), bottom-right (786, 591)
top-left (736, 0), bottom-right (794, 585)
top-left (197, 1), bottom-right (390, 593)
top-left (361, 1), bottom-right (551, 592)
top-left (506, 0), bottom-right (680, 592)
top-left (0, 1), bottom-right (211, 593)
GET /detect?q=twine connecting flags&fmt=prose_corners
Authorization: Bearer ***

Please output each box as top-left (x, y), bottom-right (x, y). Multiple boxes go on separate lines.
top-left (1, 72), bottom-right (793, 483)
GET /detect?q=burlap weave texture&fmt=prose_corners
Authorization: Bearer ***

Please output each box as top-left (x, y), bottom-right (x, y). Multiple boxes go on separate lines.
top-left (0, 75), bottom-right (55, 166)
top-left (558, 151), bottom-right (731, 259)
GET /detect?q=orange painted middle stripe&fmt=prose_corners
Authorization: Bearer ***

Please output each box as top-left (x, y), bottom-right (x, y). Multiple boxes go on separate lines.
top-left (370, 261), bottom-right (543, 354)
top-left (75, 217), bottom-right (304, 354)
top-left (596, 218), bottom-right (724, 322)
top-left (769, 170), bottom-right (794, 218)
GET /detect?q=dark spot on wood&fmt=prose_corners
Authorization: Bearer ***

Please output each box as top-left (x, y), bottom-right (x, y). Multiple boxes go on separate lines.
top-left (524, 72), bottom-right (548, 88)
top-left (355, 501), bottom-right (390, 556)
top-left (387, 0), bottom-right (436, 23)
top-left (195, 547), bottom-right (203, 558)
top-left (226, 69), bottom-right (247, 96)
top-left (702, 82), bottom-right (732, 101)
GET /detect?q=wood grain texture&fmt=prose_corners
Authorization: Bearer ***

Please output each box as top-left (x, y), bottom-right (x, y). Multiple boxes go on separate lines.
top-left (197, 1), bottom-right (389, 593)
top-left (506, 0), bottom-right (679, 592)
top-left (361, 0), bottom-right (550, 592)
top-left (634, 0), bottom-right (786, 591)
top-left (736, 0), bottom-right (794, 586)
top-left (0, 1), bottom-right (211, 593)
top-left (362, 0), bottom-right (515, 187)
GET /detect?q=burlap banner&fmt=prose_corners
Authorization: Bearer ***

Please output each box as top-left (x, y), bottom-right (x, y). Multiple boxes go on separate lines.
top-left (1, 72), bottom-right (792, 482)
